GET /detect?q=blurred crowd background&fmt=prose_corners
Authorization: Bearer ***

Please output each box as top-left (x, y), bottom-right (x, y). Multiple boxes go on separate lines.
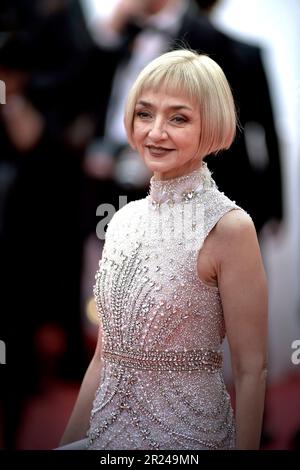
top-left (0, 0), bottom-right (299, 450)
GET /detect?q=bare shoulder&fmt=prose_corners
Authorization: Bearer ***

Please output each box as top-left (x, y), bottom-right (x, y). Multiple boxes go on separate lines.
top-left (213, 209), bottom-right (260, 264)
top-left (214, 209), bottom-right (257, 243)
top-left (198, 209), bottom-right (258, 286)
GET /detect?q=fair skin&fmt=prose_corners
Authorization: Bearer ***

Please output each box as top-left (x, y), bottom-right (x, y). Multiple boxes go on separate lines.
top-left (198, 210), bottom-right (268, 449)
top-left (61, 88), bottom-right (267, 450)
top-left (133, 88), bottom-right (203, 180)
top-left (60, 326), bottom-right (103, 445)
top-left (133, 88), bottom-right (268, 449)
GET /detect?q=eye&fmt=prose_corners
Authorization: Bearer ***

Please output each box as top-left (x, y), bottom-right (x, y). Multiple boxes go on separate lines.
top-left (171, 115), bottom-right (188, 124)
top-left (135, 111), bottom-right (152, 119)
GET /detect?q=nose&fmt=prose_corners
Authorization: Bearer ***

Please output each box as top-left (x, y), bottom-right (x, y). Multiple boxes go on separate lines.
top-left (148, 118), bottom-right (168, 141)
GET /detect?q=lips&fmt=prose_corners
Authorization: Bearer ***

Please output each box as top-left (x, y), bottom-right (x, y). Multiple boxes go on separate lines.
top-left (146, 145), bottom-right (174, 156)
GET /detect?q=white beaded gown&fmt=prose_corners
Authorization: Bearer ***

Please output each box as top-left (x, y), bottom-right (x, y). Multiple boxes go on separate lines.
top-left (87, 164), bottom-right (240, 450)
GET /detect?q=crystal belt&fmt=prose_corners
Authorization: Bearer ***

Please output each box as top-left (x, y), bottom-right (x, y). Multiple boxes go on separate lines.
top-left (103, 348), bottom-right (222, 372)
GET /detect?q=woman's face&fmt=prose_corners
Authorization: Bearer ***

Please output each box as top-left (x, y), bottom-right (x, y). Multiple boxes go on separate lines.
top-left (132, 88), bottom-right (202, 180)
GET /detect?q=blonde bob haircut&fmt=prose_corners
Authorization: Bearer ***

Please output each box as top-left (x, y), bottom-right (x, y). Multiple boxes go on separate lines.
top-left (124, 49), bottom-right (237, 158)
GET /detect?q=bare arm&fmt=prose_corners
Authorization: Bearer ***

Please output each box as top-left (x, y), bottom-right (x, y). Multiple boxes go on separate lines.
top-left (216, 209), bottom-right (268, 450)
top-left (60, 324), bottom-right (103, 445)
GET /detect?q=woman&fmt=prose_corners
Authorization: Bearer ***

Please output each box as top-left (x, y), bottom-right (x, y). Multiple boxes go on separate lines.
top-left (60, 49), bottom-right (268, 450)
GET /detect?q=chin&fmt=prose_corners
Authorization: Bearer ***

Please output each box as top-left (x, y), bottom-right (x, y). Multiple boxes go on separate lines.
top-left (145, 161), bottom-right (174, 174)
top-left (143, 156), bottom-right (175, 172)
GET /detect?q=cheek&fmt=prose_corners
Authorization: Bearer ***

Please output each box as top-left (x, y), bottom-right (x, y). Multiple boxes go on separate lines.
top-left (133, 123), bottom-right (146, 143)
top-left (131, 130), bottom-right (143, 152)
top-left (182, 129), bottom-right (200, 150)
top-left (177, 134), bottom-right (195, 151)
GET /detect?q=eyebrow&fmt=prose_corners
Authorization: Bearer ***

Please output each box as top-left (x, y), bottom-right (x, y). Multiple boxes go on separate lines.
top-left (136, 100), bottom-right (193, 111)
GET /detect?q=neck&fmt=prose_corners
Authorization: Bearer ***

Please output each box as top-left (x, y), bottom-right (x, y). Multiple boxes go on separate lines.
top-left (148, 162), bottom-right (214, 206)
top-left (153, 159), bottom-right (204, 181)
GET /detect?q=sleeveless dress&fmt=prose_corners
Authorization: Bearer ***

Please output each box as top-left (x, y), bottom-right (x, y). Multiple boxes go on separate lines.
top-left (87, 164), bottom-right (240, 450)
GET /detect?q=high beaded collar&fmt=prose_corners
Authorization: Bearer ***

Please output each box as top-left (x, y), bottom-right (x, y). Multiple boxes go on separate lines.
top-left (148, 163), bottom-right (214, 208)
